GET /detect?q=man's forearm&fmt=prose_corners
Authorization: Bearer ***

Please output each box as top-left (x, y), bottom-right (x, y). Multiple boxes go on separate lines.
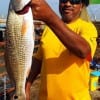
top-left (46, 13), bottom-right (91, 58)
top-left (26, 57), bottom-right (42, 86)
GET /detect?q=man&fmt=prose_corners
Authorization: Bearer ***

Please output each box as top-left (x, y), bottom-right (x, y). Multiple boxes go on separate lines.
top-left (26, 0), bottom-right (97, 100)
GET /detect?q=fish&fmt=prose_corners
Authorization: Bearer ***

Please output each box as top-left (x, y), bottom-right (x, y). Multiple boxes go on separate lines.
top-left (5, 0), bottom-right (34, 99)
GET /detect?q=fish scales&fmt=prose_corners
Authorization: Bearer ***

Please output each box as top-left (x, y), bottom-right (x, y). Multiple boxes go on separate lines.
top-left (5, 0), bottom-right (34, 99)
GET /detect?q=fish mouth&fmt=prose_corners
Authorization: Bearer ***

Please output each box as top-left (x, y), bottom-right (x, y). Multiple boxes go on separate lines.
top-left (15, 1), bottom-right (31, 15)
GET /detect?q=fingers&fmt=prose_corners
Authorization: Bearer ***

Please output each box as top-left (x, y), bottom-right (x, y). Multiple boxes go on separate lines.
top-left (30, 0), bottom-right (40, 19)
top-left (30, 0), bottom-right (41, 6)
top-left (30, 0), bottom-right (55, 22)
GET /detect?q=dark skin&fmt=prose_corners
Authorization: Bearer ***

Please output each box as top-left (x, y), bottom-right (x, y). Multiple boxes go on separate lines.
top-left (25, 0), bottom-right (91, 100)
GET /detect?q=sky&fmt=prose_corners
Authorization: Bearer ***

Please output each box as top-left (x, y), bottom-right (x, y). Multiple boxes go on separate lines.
top-left (0, 0), bottom-right (100, 21)
top-left (0, 0), bottom-right (10, 17)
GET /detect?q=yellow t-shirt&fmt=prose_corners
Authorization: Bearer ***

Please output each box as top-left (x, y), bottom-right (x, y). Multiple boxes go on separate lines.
top-left (35, 19), bottom-right (97, 100)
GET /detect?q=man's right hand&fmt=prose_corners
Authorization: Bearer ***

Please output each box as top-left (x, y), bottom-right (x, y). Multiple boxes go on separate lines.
top-left (30, 0), bottom-right (57, 23)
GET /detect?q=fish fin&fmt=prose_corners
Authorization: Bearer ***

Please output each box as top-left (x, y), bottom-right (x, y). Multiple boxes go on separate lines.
top-left (21, 20), bottom-right (28, 35)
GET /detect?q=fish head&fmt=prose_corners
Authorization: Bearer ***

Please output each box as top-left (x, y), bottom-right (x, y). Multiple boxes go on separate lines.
top-left (11, 0), bottom-right (31, 14)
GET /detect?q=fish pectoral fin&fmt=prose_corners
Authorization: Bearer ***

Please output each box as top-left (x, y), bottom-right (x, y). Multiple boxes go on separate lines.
top-left (21, 21), bottom-right (28, 35)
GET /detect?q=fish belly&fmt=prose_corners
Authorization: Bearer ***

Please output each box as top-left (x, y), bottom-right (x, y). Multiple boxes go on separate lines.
top-left (5, 3), bottom-right (34, 99)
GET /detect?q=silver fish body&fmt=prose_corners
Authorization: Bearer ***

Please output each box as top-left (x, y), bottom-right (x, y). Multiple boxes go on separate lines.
top-left (5, 0), bottom-right (34, 99)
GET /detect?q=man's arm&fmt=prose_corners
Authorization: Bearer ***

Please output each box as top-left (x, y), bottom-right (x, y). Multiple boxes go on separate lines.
top-left (25, 57), bottom-right (42, 100)
top-left (26, 57), bottom-right (42, 87)
top-left (30, 0), bottom-right (91, 58)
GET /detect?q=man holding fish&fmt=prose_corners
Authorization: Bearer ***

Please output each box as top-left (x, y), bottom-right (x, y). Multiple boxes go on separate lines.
top-left (25, 0), bottom-right (97, 100)
top-left (5, 0), bottom-right (97, 100)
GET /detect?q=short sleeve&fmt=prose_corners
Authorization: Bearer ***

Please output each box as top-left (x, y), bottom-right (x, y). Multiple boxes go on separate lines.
top-left (80, 22), bottom-right (98, 58)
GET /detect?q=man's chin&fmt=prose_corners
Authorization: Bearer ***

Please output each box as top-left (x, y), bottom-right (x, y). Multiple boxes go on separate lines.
top-left (62, 17), bottom-right (73, 23)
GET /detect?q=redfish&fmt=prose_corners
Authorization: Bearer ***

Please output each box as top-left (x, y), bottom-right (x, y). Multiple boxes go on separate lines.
top-left (5, 0), bottom-right (34, 99)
